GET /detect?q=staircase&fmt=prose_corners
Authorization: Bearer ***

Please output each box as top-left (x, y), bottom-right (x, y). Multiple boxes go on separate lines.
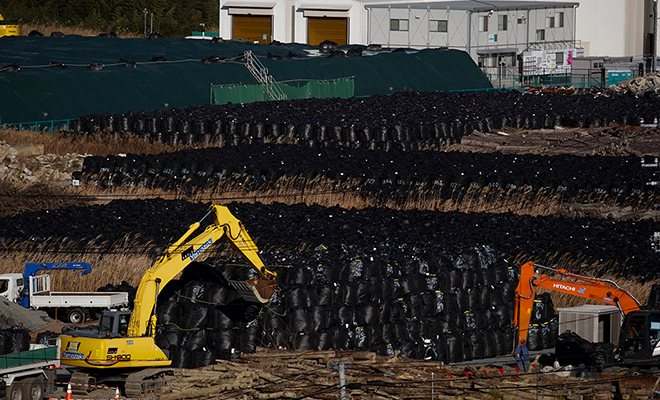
top-left (244, 50), bottom-right (287, 101)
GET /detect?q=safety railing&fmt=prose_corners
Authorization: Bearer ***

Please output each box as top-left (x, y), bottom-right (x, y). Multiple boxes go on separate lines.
top-left (484, 73), bottom-right (606, 91)
top-left (243, 50), bottom-right (287, 101)
top-left (1, 119), bottom-right (72, 134)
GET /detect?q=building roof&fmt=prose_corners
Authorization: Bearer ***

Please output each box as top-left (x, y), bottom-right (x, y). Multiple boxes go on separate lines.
top-left (364, 1), bottom-right (579, 11)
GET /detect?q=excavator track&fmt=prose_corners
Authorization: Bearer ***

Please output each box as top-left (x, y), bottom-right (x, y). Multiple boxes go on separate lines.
top-left (124, 368), bottom-right (178, 398)
top-left (70, 372), bottom-right (96, 396)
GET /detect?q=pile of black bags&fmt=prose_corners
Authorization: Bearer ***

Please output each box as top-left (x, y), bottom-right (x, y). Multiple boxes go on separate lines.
top-left (526, 293), bottom-right (559, 351)
top-left (154, 245), bottom-right (558, 368)
top-left (0, 328), bottom-right (30, 355)
top-left (77, 143), bottom-right (659, 202)
top-left (541, 331), bottom-right (617, 370)
top-left (69, 91), bottom-right (660, 148)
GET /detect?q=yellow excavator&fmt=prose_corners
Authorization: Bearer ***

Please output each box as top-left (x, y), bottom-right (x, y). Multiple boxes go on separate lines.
top-left (0, 13), bottom-right (19, 37)
top-left (59, 205), bottom-right (277, 396)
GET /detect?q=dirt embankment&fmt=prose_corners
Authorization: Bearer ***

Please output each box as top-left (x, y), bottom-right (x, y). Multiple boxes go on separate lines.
top-left (0, 297), bottom-right (52, 332)
top-left (0, 141), bottom-right (85, 184)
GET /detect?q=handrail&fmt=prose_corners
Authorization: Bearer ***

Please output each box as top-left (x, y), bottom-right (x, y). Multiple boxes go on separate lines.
top-left (1, 119), bottom-right (72, 134)
top-left (243, 50), bottom-right (287, 101)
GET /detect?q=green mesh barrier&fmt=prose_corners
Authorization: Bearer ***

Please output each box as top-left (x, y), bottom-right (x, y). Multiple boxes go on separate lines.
top-left (212, 83), bottom-right (266, 104)
top-left (212, 77), bottom-right (354, 105)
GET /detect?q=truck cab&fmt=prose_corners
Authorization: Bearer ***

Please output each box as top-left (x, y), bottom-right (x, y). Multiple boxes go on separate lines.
top-left (0, 273), bottom-right (24, 303)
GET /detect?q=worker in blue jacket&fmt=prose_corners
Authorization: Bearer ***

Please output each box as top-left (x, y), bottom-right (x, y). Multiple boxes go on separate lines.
top-left (514, 339), bottom-right (530, 372)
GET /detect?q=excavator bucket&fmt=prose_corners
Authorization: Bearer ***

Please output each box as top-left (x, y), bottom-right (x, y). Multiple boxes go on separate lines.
top-left (229, 279), bottom-right (276, 304)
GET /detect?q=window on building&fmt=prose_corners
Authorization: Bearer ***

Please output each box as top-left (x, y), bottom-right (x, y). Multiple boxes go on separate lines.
top-left (518, 16), bottom-right (526, 24)
top-left (556, 52), bottom-right (564, 64)
top-left (546, 16), bottom-right (555, 28)
top-left (558, 12), bottom-right (564, 27)
top-left (498, 15), bottom-right (507, 31)
top-left (536, 29), bottom-right (545, 41)
top-left (479, 16), bottom-right (489, 31)
top-left (430, 19), bottom-right (448, 32)
top-left (391, 19), bottom-right (409, 31)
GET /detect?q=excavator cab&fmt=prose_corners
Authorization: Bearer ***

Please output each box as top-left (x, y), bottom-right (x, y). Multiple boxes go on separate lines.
top-left (618, 310), bottom-right (660, 366)
top-left (98, 310), bottom-right (132, 337)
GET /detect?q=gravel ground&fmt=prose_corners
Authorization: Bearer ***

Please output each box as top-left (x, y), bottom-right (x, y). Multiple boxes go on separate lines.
top-left (0, 297), bottom-right (52, 331)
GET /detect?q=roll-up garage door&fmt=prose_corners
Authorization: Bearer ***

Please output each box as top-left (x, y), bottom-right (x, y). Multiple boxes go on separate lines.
top-left (308, 17), bottom-right (347, 46)
top-left (233, 15), bottom-right (272, 44)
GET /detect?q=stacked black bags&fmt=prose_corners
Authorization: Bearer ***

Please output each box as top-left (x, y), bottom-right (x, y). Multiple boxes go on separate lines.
top-left (526, 292), bottom-right (559, 351)
top-left (0, 328), bottom-right (30, 355)
top-left (251, 245), bottom-right (516, 362)
top-left (154, 262), bottom-right (262, 368)
top-left (154, 246), bottom-right (558, 368)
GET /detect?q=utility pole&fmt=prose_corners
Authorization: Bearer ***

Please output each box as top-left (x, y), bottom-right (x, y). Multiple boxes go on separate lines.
top-left (143, 8), bottom-right (148, 37)
top-left (219, 0), bottom-right (223, 38)
top-left (654, 0), bottom-right (658, 73)
top-left (339, 362), bottom-right (347, 400)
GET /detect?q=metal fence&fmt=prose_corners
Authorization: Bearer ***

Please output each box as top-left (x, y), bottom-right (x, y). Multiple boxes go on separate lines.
top-left (484, 72), bottom-right (606, 90)
top-left (1, 119), bottom-right (72, 134)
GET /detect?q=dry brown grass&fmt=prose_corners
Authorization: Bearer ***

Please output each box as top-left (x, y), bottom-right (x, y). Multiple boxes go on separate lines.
top-left (2, 128), bottom-right (659, 300)
top-left (0, 237), bottom-right (157, 291)
top-left (0, 129), bottom-right (175, 157)
top-left (0, 182), bottom-right (92, 218)
top-left (0, 236), bottom-right (252, 292)
top-left (18, 24), bottom-right (141, 38)
top-left (55, 176), bottom-right (566, 216)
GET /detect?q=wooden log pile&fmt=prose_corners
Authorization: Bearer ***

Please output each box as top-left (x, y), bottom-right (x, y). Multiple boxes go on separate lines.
top-left (152, 348), bottom-right (660, 400)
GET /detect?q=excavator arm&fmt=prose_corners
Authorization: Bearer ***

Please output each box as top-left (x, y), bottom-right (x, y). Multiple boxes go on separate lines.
top-left (128, 205), bottom-right (276, 338)
top-left (514, 261), bottom-right (642, 348)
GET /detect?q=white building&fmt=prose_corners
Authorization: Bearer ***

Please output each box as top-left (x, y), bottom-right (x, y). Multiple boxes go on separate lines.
top-left (217, 1), bottom-right (659, 60)
top-left (364, 1), bottom-right (579, 74)
top-left (218, 1), bottom-right (374, 46)
top-left (557, 0), bottom-right (655, 58)
top-left (218, 1), bottom-right (580, 75)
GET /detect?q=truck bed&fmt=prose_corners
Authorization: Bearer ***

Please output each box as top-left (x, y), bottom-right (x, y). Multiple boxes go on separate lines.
top-left (30, 291), bottom-right (128, 309)
top-left (0, 345), bottom-right (58, 371)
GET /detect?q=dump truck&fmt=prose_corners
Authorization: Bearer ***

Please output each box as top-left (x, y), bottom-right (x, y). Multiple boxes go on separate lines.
top-left (0, 339), bottom-right (60, 400)
top-left (0, 263), bottom-right (129, 324)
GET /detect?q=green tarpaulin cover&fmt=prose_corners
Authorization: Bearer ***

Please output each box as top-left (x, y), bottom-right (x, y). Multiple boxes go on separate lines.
top-left (0, 36), bottom-right (491, 123)
top-left (212, 77), bottom-right (355, 104)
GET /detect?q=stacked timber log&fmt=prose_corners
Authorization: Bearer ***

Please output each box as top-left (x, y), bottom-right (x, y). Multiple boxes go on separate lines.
top-left (154, 348), bottom-right (645, 400)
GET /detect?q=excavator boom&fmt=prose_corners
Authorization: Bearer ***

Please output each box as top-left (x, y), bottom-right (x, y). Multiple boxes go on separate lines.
top-left (129, 205), bottom-right (276, 337)
top-left (59, 205), bottom-right (277, 373)
top-left (514, 261), bottom-right (642, 348)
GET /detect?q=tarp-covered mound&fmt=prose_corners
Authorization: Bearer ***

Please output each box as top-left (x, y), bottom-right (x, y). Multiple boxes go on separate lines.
top-left (0, 36), bottom-right (491, 123)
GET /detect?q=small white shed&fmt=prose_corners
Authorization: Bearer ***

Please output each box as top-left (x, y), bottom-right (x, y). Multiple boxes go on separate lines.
top-left (557, 304), bottom-right (622, 345)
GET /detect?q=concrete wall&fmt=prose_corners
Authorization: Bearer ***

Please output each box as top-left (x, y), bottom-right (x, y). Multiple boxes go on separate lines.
top-left (531, 0), bottom-right (656, 58)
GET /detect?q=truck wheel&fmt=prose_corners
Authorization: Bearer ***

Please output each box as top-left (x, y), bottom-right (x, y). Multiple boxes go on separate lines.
top-left (8, 380), bottom-right (24, 400)
top-left (67, 309), bottom-right (85, 324)
top-left (25, 377), bottom-right (44, 400)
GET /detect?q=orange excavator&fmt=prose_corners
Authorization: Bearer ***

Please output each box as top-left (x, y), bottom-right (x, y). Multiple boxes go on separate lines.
top-left (514, 261), bottom-right (660, 366)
